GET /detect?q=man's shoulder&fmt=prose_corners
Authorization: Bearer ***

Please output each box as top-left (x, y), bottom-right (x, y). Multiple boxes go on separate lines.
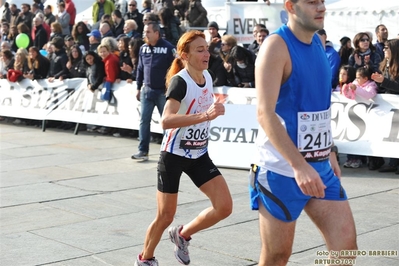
top-left (157, 38), bottom-right (175, 48)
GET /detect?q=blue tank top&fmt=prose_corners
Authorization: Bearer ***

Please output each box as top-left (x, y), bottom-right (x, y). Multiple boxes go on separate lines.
top-left (255, 24), bottom-right (332, 177)
top-left (276, 24), bottom-right (331, 141)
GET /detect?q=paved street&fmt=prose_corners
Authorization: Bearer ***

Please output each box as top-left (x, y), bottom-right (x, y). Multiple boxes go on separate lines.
top-left (1, 121), bottom-right (398, 266)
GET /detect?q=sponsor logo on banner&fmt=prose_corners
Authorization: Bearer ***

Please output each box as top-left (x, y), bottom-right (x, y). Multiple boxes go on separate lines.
top-left (0, 79), bottom-right (398, 169)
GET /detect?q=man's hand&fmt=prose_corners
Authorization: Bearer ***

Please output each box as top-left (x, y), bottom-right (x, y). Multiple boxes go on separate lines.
top-left (211, 37), bottom-right (220, 44)
top-left (136, 90), bottom-right (140, 102)
top-left (293, 163), bottom-right (326, 198)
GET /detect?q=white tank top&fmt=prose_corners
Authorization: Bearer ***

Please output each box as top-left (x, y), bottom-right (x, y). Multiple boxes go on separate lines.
top-left (161, 69), bottom-right (214, 159)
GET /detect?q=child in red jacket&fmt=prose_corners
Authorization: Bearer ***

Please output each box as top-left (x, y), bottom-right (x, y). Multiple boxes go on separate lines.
top-left (98, 44), bottom-right (120, 101)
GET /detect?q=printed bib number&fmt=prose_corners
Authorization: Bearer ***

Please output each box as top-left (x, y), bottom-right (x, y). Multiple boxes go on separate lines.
top-left (180, 124), bottom-right (209, 150)
top-left (297, 109), bottom-right (332, 162)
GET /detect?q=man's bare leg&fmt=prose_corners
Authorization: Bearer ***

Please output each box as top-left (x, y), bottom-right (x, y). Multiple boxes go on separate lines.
top-left (305, 199), bottom-right (357, 265)
top-left (258, 203), bottom-right (296, 266)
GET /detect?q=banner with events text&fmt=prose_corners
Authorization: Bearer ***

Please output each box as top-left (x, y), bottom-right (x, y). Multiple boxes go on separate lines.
top-left (0, 79), bottom-right (398, 169)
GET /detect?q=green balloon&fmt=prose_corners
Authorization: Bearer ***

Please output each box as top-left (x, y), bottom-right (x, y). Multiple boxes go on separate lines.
top-left (16, 33), bottom-right (30, 49)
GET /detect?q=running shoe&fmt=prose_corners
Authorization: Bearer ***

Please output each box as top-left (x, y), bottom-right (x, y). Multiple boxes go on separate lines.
top-left (349, 159), bottom-right (362, 168)
top-left (168, 225), bottom-right (191, 265)
top-left (343, 159), bottom-right (353, 168)
top-left (134, 254), bottom-right (158, 266)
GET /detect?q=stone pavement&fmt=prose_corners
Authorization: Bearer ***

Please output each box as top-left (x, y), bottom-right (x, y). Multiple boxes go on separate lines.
top-left (0, 122), bottom-right (398, 266)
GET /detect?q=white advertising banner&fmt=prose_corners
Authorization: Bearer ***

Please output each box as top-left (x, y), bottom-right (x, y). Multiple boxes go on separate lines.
top-left (226, 2), bottom-right (286, 45)
top-left (0, 79), bottom-right (163, 134)
top-left (0, 80), bottom-right (398, 169)
top-left (211, 88), bottom-right (399, 168)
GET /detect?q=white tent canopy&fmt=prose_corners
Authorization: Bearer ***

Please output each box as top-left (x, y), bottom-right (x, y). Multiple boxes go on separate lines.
top-left (324, 0), bottom-right (399, 46)
top-left (326, 0), bottom-right (399, 14)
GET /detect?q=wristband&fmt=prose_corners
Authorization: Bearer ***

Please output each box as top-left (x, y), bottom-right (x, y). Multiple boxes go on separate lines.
top-left (205, 112), bottom-right (210, 121)
top-left (330, 145), bottom-right (338, 154)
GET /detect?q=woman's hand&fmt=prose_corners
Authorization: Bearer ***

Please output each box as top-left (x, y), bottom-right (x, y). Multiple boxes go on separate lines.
top-left (121, 63), bottom-right (133, 73)
top-left (364, 55), bottom-right (370, 65)
top-left (206, 98), bottom-right (225, 120)
top-left (223, 62), bottom-right (232, 72)
top-left (371, 72), bottom-right (384, 83)
top-left (354, 54), bottom-right (362, 66)
top-left (23, 73), bottom-right (34, 80)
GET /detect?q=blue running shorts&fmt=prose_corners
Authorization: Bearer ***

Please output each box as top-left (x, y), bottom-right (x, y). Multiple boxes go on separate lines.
top-left (249, 164), bottom-right (347, 222)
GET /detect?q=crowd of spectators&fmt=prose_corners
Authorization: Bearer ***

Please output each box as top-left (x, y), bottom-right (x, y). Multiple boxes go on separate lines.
top-left (0, 1), bottom-right (398, 173)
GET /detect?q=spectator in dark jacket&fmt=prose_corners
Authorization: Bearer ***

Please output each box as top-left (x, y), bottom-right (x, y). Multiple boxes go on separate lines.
top-left (84, 51), bottom-right (105, 92)
top-left (0, 50), bottom-right (15, 79)
top-left (338, 36), bottom-right (354, 67)
top-left (370, 38), bottom-right (399, 173)
top-left (158, 7), bottom-right (181, 45)
top-left (129, 38), bottom-right (144, 81)
top-left (116, 36), bottom-right (134, 82)
top-left (229, 45), bottom-right (256, 88)
top-left (2, 22), bottom-right (10, 43)
top-left (208, 54), bottom-right (228, 87)
top-left (10, 4), bottom-right (20, 27)
top-left (50, 22), bottom-right (63, 41)
top-left (112, 10), bottom-right (125, 38)
top-left (15, 4), bottom-right (34, 31)
top-left (99, 21), bottom-right (114, 38)
top-left (87, 29), bottom-right (102, 52)
top-left (348, 32), bottom-right (382, 73)
top-left (247, 23), bottom-right (266, 55)
top-left (24, 46), bottom-right (50, 80)
top-left (44, 5), bottom-right (56, 27)
top-left (8, 26), bottom-right (19, 52)
top-left (2, 2), bottom-right (11, 23)
top-left (32, 17), bottom-right (48, 50)
top-left (186, 0), bottom-right (208, 28)
top-left (124, 0), bottom-right (144, 34)
top-left (172, 0), bottom-right (189, 21)
top-left (119, 38), bottom-right (144, 82)
top-left (71, 22), bottom-right (90, 52)
top-left (207, 21), bottom-right (221, 57)
top-left (141, 0), bottom-right (152, 14)
top-left (67, 44), bottom-right (86, 78)
top-left (47, 37), bottom-right (69, 81)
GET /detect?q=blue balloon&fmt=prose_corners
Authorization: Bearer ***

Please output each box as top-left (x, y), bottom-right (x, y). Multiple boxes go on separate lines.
top-left (39, 50), bottom-right (48, 56)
